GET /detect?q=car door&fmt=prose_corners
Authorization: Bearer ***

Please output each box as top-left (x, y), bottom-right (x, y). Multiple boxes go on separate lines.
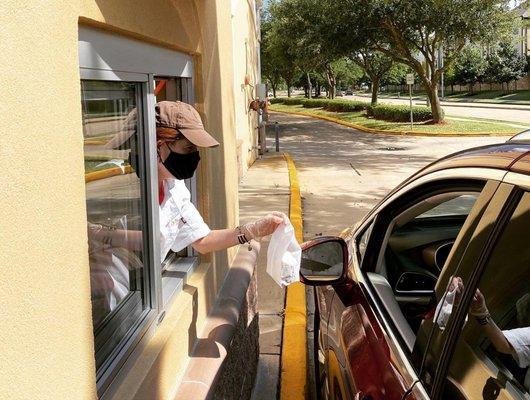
top-left (324, 170), bottom-right (505, 400)
top-left (423, 180), bottom-right (530, 400)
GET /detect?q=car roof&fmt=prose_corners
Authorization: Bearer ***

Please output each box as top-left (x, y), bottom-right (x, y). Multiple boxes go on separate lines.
top-left (387, 141), bottom-right (530, 199)
top-left (355, 138), bottom-right (530, 233)
top-left (418, 142), bottom-right (530, 177)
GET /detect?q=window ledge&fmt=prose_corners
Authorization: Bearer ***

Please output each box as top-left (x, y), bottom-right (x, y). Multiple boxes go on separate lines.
top-left (162, 256), bottom-right (199, 307)
top-left (173, 241), bottom-right (261, 400)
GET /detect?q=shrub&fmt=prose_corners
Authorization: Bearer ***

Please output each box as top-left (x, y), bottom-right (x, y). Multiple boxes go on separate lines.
top-left (324, 100), bottom-right (368, 112)
top-left (269, 97), bottom-right (285, 104)
top-left (367, 104), bottom-right (434, 122)
top-left (282, 97), bottom-right (305, 105)
top-left (302, 98), bottom-right (331, 108)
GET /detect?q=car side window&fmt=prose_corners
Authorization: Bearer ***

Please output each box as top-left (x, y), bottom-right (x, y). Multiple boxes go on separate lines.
top-left (368, 191), bottom-right (480, 334)
top-left (444, 192), bottom-right (530, 399)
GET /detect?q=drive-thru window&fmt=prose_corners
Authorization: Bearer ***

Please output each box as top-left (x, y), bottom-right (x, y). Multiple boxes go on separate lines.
top-left (79, 26), bottom-right (200, 394)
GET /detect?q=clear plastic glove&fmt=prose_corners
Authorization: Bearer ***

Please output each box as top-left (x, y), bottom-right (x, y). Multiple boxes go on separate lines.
top-left (470, 289), bottom-right (488, 317)
top-left (242, 211), bottom-right (287, 240)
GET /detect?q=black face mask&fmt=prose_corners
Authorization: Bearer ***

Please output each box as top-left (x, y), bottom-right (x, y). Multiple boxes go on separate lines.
top-left (162, 147), bottom-right (200, 180)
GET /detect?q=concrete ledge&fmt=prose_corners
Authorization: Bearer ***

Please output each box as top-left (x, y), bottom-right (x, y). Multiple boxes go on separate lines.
top-left (174, 241), bottom-right (261, 400)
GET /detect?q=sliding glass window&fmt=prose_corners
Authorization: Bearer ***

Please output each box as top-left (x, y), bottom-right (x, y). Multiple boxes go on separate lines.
top-left (81, 80), bottom-right (150, 376)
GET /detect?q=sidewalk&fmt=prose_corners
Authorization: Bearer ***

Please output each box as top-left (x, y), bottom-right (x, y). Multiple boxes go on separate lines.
top-left (239, 154), bottom-right (290, 400)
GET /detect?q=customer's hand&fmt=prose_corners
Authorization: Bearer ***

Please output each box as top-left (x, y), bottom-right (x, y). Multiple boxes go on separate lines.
top-left (243, 212), bottom-right (288, 239)
top-left (470, 289), bottom-right (488, 317)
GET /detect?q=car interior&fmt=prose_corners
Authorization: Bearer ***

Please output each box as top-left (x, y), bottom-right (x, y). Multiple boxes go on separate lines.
top-left (365, 191), bottom-right (480, 351)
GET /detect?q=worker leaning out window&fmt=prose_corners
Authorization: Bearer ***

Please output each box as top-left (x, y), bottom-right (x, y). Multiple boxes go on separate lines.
top-left (88, 101), bottom-right (286, 320)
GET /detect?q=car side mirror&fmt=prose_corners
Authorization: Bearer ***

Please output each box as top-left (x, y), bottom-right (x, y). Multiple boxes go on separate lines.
top-left (299, 236), bottom-right (349, 286)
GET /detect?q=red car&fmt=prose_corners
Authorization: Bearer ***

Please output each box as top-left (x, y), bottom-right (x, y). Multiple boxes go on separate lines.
top-left (300, 131), bottom-right (530, 400)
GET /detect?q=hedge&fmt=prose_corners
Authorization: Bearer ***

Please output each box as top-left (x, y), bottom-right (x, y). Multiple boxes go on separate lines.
top-left (302, 98), bottom-right (331, 108)
top-left (281, 97), bottom-right (305, 105)
top-left (270, 97), bottom-right (435, 122)
top-left (367, 104), bottom-right (434, 122)
top-left (323, 100), bottom-right (368, 112)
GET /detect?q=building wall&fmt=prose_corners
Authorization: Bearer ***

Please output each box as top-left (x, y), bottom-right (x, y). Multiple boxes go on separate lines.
top-left (0, 1), bottom-right (258, 399)
top-left (231, 0), bottom-right (261, 180)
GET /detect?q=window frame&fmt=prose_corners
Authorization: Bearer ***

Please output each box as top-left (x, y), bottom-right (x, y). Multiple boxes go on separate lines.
top-left (429, 182), bottom-right (530, 400)
top-left (79, 27), bottom-right (198, 396)
top-left (80, 70), bottom-right (160, 394)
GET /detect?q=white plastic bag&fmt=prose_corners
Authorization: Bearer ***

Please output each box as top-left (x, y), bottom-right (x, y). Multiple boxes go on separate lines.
top-left (266, 220), bottom-right (301, 287)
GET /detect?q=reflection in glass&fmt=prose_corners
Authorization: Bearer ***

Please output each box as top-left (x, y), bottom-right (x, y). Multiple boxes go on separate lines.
top-left (82, 80), bottom-right (146, 369)
top-left (301, 241), bottom-right (344, 281)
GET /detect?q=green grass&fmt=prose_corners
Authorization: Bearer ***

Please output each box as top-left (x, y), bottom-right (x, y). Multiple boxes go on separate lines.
top-left (360, 89), bottom-right (530, 105)
top-left (270, 103), bottom-right (523, 135)
top-left (444, 90), bottom-right (530, 104)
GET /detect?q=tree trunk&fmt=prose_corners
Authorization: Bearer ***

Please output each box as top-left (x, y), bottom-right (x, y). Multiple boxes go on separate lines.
top-left (371, 77), bottom-right (380, 105)
top-left (325, 64), bottom-right (336, 99)
top-left (287, 82), bottom-right (292, 98)
top-left (307, 73), bottom-right (312, 99)
top-left (425, 83), bottom-right (444, 123)
top-left (272, 86), bottom-right (277, 98)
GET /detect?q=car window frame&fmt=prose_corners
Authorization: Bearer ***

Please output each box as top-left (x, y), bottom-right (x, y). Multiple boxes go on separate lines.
top-left (429, 182), bottom-right (530, 400)
top-left (351, 168), bottom-right (507, 396)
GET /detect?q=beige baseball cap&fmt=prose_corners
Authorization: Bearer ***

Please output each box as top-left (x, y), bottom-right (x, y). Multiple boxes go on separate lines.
top-left (155, 101), bottom-right (220, 148)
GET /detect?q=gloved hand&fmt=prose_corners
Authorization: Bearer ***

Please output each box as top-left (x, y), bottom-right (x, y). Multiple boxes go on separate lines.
top-left (470, 289), bottom-right (489, 317)
top-left (242, 212), bottom-right (288, 240)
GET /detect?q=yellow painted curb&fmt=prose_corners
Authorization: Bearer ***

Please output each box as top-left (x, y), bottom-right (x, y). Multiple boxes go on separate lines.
top-left (85, 165), bottom-right (133, 183)
top-left (280, 153), bottom-right (307, 400)
top-left (270, 108), bottom-right (514, 137)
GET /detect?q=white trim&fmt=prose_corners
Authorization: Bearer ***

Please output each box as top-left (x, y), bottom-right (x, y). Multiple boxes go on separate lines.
top-left (503, 172), bottom-right (530, 190)
top-left (79, 27), bottom-right (194, 77)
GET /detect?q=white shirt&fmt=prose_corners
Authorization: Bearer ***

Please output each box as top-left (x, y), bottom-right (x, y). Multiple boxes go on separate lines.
top-left (159, 178), bottom-right (210, 261)
top-left (503, 327), bottom-right (530, 390)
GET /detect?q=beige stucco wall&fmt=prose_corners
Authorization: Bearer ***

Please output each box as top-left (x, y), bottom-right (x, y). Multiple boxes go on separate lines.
top-left (231, 0), bottom-right (261, 179)
top-left (0, 0), bottom-right (257, 398)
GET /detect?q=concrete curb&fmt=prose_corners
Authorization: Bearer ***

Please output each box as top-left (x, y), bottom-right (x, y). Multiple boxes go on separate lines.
top-left (280, 153), bottom-right (307, 400)
top-left (269, 109), bottom-right (514, 138)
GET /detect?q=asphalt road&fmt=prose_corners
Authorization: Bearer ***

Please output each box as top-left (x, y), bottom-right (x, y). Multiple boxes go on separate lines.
top-left (267, 112), bottom-right (512, 238)
top-left (346, 94), bottom-right (530, 126)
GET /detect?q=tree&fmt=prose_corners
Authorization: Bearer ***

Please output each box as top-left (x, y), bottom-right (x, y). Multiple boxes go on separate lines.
top-left (443, 63), bottom-right (457, 95)
top-left (452, 46), bottom-right (486, 93)
top-left (263, 1), bottom-right (304, 97)
top-left (352, 50), bottom-right (394, 105)
top-left (381, 62), bottom-right (409, 88)
top-left (260, 19), bottom-right (283, 97)
top-left (267, 0), bottom-right (354, 99)
top-left (337, 0), bottom-right (514, 122)
top-left (334, 58), bottom-right (365, 91)
top-left (485, 39), bottom-right (527, 91)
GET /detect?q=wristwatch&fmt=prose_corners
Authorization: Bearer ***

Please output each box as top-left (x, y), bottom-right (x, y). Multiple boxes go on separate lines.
top-left (236, 226), bottom-right (252, 251)
top-left (475, 313), bottom-right (491, 325)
